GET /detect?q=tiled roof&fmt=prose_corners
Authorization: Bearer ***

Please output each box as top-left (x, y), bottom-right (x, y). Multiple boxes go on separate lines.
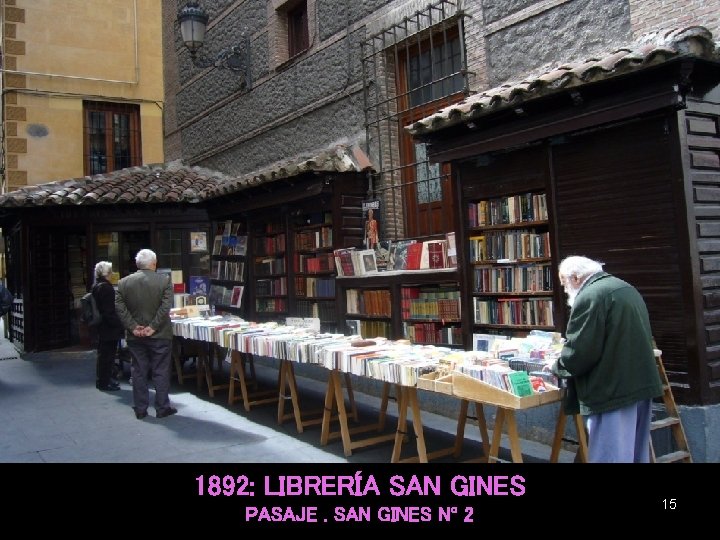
top-left (407, 26), bottom-right (719, 136)
top-left (0, 162), bottom-right (232, 208)
top-left (0, 144), bottom-right (373, 208)
top-left (203, 144), bottom-right (373, 198)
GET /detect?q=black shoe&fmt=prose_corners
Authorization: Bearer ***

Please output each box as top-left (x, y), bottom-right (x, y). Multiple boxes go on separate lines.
top-left (97, 383), bottom-right (121, 391)
top-left (156, 407), bottom-right (178, 419)
top-left (135, 410), bottom-right (148, 420)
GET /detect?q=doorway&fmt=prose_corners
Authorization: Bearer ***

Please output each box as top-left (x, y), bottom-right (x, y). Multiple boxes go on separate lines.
top-left (95, 230), bottom-right (151, 281)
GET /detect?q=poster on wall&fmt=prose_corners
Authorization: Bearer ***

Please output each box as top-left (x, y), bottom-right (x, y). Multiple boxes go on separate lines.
top-left (362, 199), bottom-right (381, 250)
top-left (363, 199), bottom-right (391, 270)
top-left (190, 231), bottom-right (208, 252)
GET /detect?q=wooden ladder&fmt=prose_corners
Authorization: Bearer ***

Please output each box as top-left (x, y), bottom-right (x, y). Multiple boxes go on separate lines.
top-left (650, 350), bottom-right (692, 463)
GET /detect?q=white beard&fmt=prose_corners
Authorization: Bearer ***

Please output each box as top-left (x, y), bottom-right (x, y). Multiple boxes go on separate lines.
top-left (566, 287), bottom-right (579, 308)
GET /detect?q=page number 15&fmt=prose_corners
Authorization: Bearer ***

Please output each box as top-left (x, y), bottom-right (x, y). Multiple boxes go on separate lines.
top-left (663, 499), bottom-right (677, 510)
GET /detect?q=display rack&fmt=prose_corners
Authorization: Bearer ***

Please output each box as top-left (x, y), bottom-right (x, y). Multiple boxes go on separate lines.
top-left (466, 191), bottom-right (555, 336)
top-left (337, 268), bottom-right (461, 343)
top-left (210, 219), bottom-right (249, 316)
top-left (292, 210), bottom-right (338, 332)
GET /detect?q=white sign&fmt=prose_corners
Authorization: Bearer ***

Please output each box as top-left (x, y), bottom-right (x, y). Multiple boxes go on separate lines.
top-left (285, 317), bottom-right (321, 331)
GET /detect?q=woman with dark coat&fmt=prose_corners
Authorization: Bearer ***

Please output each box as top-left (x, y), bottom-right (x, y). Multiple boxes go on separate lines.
top-left (93, 261), bottom-right (125, 391)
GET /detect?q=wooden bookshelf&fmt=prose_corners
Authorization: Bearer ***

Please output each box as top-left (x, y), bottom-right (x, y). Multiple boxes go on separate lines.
top-left (210, 220), bottom-right (248, 316)
top-left (336, 269), bottom-right (461, 344)
top-left (210, 175), bottom-right (367, 328)
top-left (464, 190), bottom-right (555, 338)
top-left (292, 210), bottom-right (340, 332)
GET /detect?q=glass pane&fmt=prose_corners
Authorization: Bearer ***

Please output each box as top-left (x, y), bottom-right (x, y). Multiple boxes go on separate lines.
top-left (414, 143), bottom-right (442, 204)
top-left (113, 113), bottom-right (131, 171)
top-left (190, 251), bottom-right (211, 278)
top-left (156, 229), bottom-right (183, 271)
top-left (407, 36), bottom-right (463, 107)
top-left (89, 111), bottom-right (107, 174)
top-left (95, 232), bottom-right (120, 283)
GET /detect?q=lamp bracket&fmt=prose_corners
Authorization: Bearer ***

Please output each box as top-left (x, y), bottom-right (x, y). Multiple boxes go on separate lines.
top-left (189, 35), bottom-right (252, 88)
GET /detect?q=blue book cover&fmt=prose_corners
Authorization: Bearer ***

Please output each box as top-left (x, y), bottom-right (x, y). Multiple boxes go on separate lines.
top-left (189, 276), bottom-right (210, 296)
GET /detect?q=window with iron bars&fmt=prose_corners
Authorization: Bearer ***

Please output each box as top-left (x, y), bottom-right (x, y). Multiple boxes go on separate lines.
top-left (362, 0), bottom-right (469, 242)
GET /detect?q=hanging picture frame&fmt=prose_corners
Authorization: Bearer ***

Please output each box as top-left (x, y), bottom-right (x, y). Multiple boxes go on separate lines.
top-left (190, 231), bottom-right (208, 252)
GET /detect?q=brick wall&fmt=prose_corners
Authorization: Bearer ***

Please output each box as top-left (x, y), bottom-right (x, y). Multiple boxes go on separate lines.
top-left (630, 0), bottom-right (720, 38)
top-left (167, 0), bottom-right (720, 174)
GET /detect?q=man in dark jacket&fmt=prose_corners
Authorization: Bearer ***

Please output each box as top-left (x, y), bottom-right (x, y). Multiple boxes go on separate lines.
top-left (552, 256), bottom-right (663, 462)
top-left (116, 249), bottom-right (176, 420)
top-left (92, 261), bottom-right (124, 391)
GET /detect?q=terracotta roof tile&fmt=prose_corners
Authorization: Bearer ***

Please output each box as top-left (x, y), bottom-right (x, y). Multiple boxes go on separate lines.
top-left (0, 162), bottom-right (234, 208)
top-left (407, 25), bottom-right (719, 136)
top-left (0, 144), bottom-right (375, 208)
top-left (201, 144), bottom-right (374, 199)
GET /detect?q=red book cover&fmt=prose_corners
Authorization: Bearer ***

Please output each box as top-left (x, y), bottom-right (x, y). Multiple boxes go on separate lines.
top-left (406, 242), bottom-right (423, 270)
top-left (428, 241), bottom-right (446, 269)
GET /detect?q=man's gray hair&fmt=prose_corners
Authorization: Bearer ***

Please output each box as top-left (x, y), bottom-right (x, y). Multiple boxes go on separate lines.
top-left (94, 260), bottom-right (113, 280)
top-left (135, 249), bottom-right (157, 270)
top-left (558, 256), bottom-right (604, 279)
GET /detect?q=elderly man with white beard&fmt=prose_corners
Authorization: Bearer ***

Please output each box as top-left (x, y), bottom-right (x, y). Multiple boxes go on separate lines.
top-left (551, 256), bottom-right (663, 462)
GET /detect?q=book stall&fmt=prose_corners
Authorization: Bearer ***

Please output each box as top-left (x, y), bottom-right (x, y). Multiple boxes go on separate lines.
top-left (171, 313), bottom-right (586, 462)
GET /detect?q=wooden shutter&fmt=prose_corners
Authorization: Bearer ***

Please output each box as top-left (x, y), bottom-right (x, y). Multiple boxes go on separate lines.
top-left (551, 114), bottom-right (690, 387)
top-left (30, 229), bottom-right (72, 351)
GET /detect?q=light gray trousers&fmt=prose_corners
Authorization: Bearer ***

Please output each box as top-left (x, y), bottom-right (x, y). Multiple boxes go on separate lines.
top-left (586, 398), bottom-right (653, 463)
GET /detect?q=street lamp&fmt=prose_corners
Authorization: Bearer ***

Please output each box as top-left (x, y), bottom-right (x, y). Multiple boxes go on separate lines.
top-left (177, 1), bottom-right (252, 88)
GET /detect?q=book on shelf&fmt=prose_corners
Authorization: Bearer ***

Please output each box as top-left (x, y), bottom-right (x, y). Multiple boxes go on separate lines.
top-left (212, 236), bottom-right (222, 256)
top-left (390, 239), bottom-right (416, 271)
top-left (187, 294), bottom-right (208, 306)
top-left (231, 285), bottom-right (244, 308)
top-left (468, 235), bottom-right (487, 262)
top-left (173, 293), bottom-right (189, 309)
top-left (221, 235), bottom-right (234, 256)
top-left (209, 284), bottom-right (226, 305)
top-left (346, 319), bottom-right (362, 337)
top-left (437, 298), bottom-right (461, 321)
top-left (405, 242), bottom-right (423, 270)
top-left (189, 276), bottom-right (210, 296)
top-left (419, 241), bottom-right (430, 269)
top-left (445, 232), bottom-right (457, 268)
top-left (374, 240), bottom-right (392, 271)
top-left (359, 249), bottom-right (378, 275)
top-left (427, 240), bottom-right (447, 269)
top-left (211, 261), bottom-right (221, 279)
top-left (333, 248), bottom-right (356, 276)
top-left (235, 235), bottom-right (248, 256)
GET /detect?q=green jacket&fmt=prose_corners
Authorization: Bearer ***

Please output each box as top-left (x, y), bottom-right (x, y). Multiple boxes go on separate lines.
top-left (115, 269), bottom-right (174, 341)
top-left (552, 272), bottom-right (663, 415)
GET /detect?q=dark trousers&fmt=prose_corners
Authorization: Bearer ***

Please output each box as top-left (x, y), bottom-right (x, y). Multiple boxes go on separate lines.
top-left (96, 339), bottom-right (119, 388)
top-left (128, 338), bottom-right (172, 414)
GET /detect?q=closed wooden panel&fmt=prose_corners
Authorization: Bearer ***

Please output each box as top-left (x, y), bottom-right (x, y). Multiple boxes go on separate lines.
top-left (551, 116), bottom-right (690, 384)
top-left (30, 229), bottom-right (72, 351)
top-left (460, 144), bottom-right (546, 200)
top-left (339, 192), bottom-right (365, 247)
top-left (689, 109), bottom-right (720, 402)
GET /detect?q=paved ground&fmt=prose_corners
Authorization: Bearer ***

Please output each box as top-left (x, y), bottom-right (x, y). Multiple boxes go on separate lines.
top-left (0, 335), bottom-right (574, 464)
top-left (3, 336), bottom-right (712, 524)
